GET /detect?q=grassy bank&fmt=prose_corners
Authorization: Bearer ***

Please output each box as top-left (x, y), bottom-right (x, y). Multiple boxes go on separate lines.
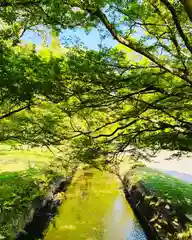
top-left (124, 167), bottom-right (192, 239)
top-left (127, 167), bottom-right (192, 214)
top-left (0, 146), bottom-right (63, 239)
top-left (0, 169), bottom-right (56, 239)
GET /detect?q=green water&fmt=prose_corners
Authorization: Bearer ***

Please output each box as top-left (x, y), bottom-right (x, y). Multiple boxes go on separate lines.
top-left (44, 168), bottom-right (147, 240)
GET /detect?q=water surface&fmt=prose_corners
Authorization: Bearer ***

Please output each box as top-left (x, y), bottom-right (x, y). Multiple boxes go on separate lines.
top-left (44, 168), bottom-right (147, 240)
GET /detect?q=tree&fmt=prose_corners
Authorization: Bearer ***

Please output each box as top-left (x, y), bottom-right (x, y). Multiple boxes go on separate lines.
top-left (1, 0), bottom-right (192, 161)
top-left (0, 21), bottom-right (72, 146)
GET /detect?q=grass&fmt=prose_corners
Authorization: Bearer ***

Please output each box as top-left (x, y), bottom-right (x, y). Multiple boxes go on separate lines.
top-left (0, 146), bottom-right (53, 173)
top-left (0, 144), bottom-right (62, 239)
top-left (127, 167), bottom-right (192, 214)
top-left (0, 168), bottom-right (57, 239)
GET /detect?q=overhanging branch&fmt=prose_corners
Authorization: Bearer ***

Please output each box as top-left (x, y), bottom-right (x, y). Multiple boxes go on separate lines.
top-left (179, 0), bottom-right (192, 23)
top-left (160, 0), bottom-right (192, 54)
top-left (93, 119), bottom-right (137, 139)
top-left (90, 8), bottom-right (191, 84)
top-left (0, 1), bottom-right (40, 7)
top-left (0, 104), bottom-right (30, 120)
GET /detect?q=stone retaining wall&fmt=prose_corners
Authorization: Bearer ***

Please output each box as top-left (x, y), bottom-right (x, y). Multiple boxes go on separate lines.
top-left (16, 176), bottom-right (72, 240)
top-left (123, 175), bottom-right (192, 240)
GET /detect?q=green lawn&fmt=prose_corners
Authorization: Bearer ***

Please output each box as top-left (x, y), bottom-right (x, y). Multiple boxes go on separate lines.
top-left (0, 146), bottom-right (53, 173)
top-left (127, 167), bottom-right (192, 214)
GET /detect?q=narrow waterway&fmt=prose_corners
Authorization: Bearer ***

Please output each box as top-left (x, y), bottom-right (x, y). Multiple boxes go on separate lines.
top-left (44, 168), bottom-right (147, 240)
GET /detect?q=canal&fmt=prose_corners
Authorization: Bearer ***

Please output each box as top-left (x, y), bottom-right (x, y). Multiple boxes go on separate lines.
top-left (44, 168), bottom-right (147, 240)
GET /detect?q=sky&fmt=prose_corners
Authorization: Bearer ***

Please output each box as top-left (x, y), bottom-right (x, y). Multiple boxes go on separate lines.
top-left (21, 27), bottom-right (117, 50)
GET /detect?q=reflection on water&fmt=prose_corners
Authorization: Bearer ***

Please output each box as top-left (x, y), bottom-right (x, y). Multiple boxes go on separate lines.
top-left (44, 169), bottom-right (147, 240)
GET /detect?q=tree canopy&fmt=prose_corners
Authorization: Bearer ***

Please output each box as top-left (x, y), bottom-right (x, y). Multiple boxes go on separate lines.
top-left (0, 0), bottom-right (192, 163)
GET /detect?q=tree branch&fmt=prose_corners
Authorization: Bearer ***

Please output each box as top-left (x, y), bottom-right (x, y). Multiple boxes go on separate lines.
top-left (91, 8), bottom-right (191, 84)
top-left (128, 95), bottom-right (192, 129)
top-left (93, 119), bottom-right (137, 139)
top-left (0, 1), bottom-right (40, 7)
top-left (160, 0), bottom-right (192, 54)
top-left (179, 0), bottom-right (192, 23)
top-left (0, 104), bottom-right (30, 120)
top-left (149, 2), bottom-right (188, 71)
